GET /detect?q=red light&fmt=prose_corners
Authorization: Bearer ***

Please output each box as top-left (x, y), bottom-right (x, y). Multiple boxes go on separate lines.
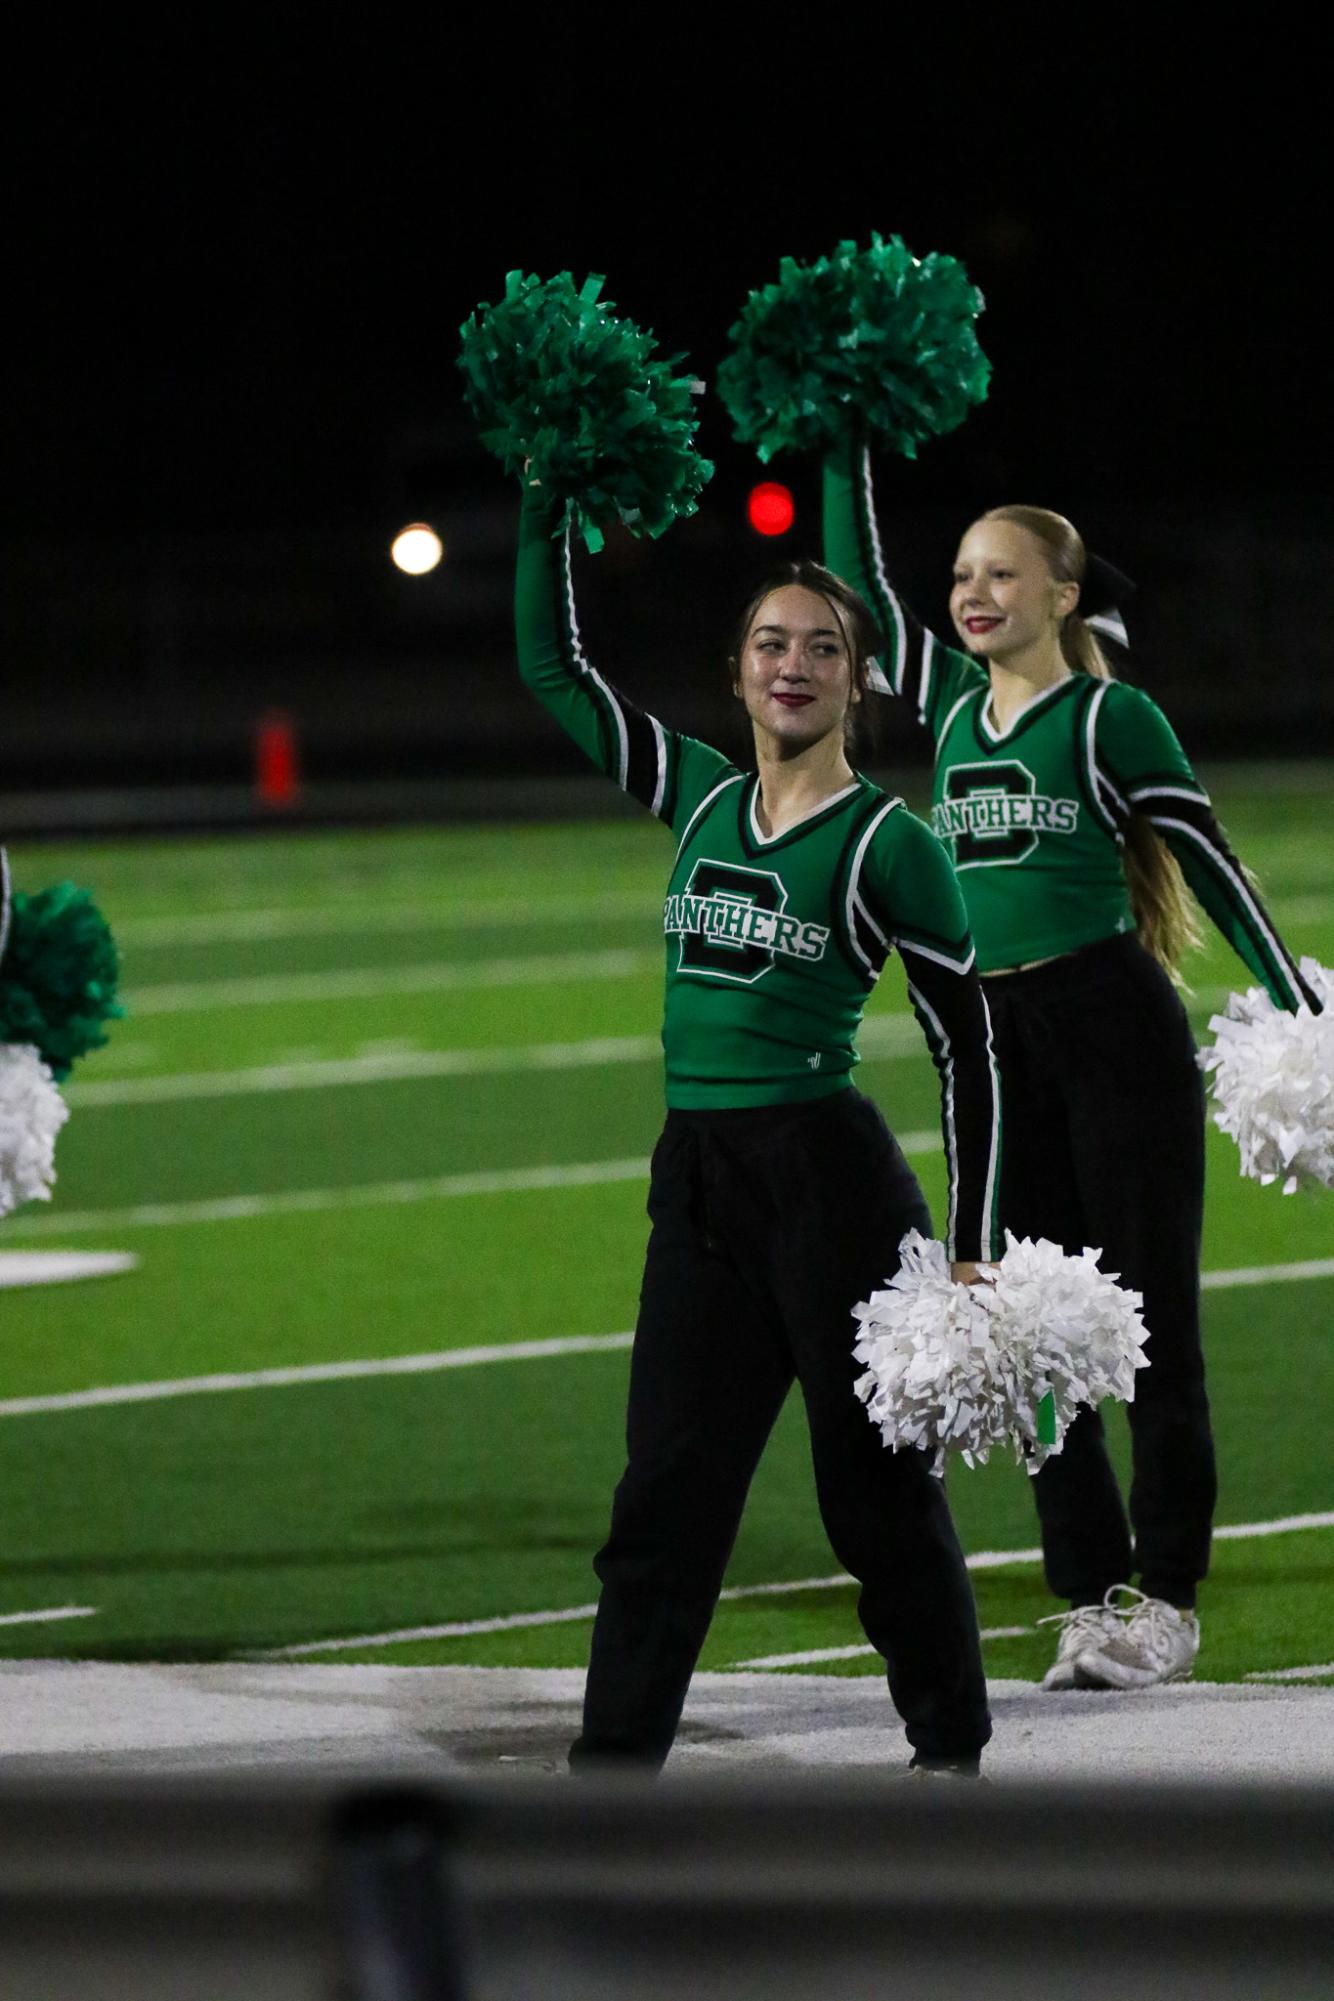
top-left (747, 481), bottom-right (795, 537)
top-left (255, 711), bottom-right (300, 808)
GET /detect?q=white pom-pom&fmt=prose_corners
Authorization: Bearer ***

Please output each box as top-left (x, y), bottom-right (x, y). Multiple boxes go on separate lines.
top-left (1199, 959), bottom-right (1334, 1193)
top-left (0, 1044), bottom-right (70, 1218)
top-left (853, 1229), bottom-right (1150, 1475)
top-left (990, 1233), bottom-right (1150, 1469)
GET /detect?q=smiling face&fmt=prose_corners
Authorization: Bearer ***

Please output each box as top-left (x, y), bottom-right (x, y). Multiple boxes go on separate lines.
top-left (733, 582), bottom-right (859, 751)
top-left (950, 518), bottom-right (1079, 661)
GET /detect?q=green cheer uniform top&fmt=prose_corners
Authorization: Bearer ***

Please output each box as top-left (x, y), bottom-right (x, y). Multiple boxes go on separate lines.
top-left (822, 438), bottom-right (1319, 1012)
top-left (514, 488), bottom-right (1002, 1261)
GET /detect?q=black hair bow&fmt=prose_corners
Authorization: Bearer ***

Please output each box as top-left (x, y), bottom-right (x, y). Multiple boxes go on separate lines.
top-left (1081, 553), bottom-right (1137, 648)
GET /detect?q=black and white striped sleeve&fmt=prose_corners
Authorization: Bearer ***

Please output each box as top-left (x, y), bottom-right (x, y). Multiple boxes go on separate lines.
top-left (821, 435), bottom-right (983, 737)
top-left (514, 488), bottom-right (682, 823)
top-left (858, 807), bottom-right (1003, 1262)
top-left (1089, 681), bottom-right (1318, 1013)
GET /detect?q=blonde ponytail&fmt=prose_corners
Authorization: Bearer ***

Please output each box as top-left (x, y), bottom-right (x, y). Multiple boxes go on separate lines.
top-left (983, 507), bottom-right (1203, 982)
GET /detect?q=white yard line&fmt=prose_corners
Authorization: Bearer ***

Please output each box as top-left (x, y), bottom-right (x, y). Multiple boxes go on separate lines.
top-left (1199, 1257), bottom-right (1334, 1290)
top-left (68, 1014), bottom-right (922, 1109)
top-left (0, 1134), bottom-right (942, 1237)
top-left (67, 1037), bottom-right (663, 1107)
top-left (116, 891), bottom-right (657, 947)
top-left (1213, 1510), bottom-right (1334, 1540)
top-left (258, 1513), bottom-right (1334, 1659)
top-left (0, 1332), bottom-right (638, 1419)
top-left (0, 1606), bottom-right (97, 1629)
top-left (0, 1156), bottom-right (661, 1238)
top-left (3, 1250), bottom-right (1334, 1409)
top-left (6, 1146), bottom-right (1331, 1271)
top-left (1246, 1663), bottom-right (1334, 1683)
top-left (125, 949), bottom-right (660, 1016)
top-left (728, 1628), bottom-right (1032, 1670)
top-left (255, 1580), bottom-right (865, 1660)
top-left (729, 1644), bottom-right (879, 1670)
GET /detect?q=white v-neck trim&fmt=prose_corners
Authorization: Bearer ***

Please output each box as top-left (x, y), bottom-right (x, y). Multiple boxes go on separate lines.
top-left (981, 674), bottom-right (1074, 743)
top-left (749, 778), bottom-right (860, 845)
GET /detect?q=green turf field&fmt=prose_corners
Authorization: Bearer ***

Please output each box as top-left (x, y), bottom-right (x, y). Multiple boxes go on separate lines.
top-left (2, 767), bottom-right (1331, 1687)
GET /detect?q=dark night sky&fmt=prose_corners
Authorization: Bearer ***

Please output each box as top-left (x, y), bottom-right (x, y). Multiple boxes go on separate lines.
top-left (8, 23), bottom-right (1329, 542)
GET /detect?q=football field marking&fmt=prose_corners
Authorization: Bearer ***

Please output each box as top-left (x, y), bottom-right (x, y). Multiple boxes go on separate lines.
top-left (0, 1606), bottom-right (97, 1629)
top-left (0, 1252), bottom-right (139, 1288)
top-left (16, 1157), bottom-right (1333, 1252)
top-left (727, 1629), bottom-right (1031, 1670)
top-left (0, 1332), bottom-right (640, 1418)
top-left (125, 948), bottom-right (661, 1016)
top-left (67, 1013), bottom-right (923, 1109)
top-left (69, 1038), bottom-right (665, 1106)
top-left (1246, 1663), bottom-right (1334, 1683)
top-left (1198, 1257), bottom-right (1334, 1290)
top-left (256, 1513), bottom-right (1334, 1658)
top-left (115, 890), bottom-right (657, 948)
top-left (1, 1157), bottom-right (662, 1238)
top-left (3, 1259), bottom-right (1334, 1415)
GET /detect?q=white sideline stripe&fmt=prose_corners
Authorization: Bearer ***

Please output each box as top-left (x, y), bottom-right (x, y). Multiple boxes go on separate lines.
top-left (0, 1157), bottom-right (661, 1238)
top-left (1201, 1257), bottom-right (1334, 1290)
top-left (1246, 1662), bottom-right (1334, 1683)
top-left (116, 891), bottom-right (657, 947)
top-left (0, 1605), bottom-right (96, 1629)
top-left (733, 1644), bottom-right (877, 1669)
top-left (1213, 1511), bottom-right (1334, 1540)
top-left (125, 948), bottom-right (660, 1017)
top-left (257, 1577), bottom-right (869, 1658)
top-left (0, 1333), bottom-right (638, 1420)
top-left (258, 1511), bottom-right (1334, 1658)
top-left (68, 1012), bottom-right (924, 1110)
top-left (2, 1256), bottom-right (1334, 1416)
top-left (728, 1628), bottom-right (1031, 1670)
top-left (2, 1131), bottom-right (943, 1238)
top-left (68, 1037), bottom-right (663, 1107)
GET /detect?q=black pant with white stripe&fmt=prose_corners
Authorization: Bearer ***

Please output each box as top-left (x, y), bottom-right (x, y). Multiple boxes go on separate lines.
top-left (983, 934), bottom-right (1215, 1610)
top-left (570, 1088), bottom-right (992, 1772)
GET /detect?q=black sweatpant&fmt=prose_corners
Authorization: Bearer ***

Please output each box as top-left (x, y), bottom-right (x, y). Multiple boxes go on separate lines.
top-left (570, 1087), bottom-right (992, 1772)
top-left (983, 934), bottom-right (1214, 1610)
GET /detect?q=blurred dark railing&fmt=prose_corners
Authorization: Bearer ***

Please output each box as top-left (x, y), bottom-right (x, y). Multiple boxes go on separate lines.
top-left (0, 1773), bottom-right (1331, 1999)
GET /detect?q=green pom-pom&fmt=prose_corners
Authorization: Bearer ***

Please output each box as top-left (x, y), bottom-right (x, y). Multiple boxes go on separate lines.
top-left (0, 884), bottom-right (123, 1081)
top-left (458, 271), bottom-right (713, 551)
top-left (718, 234), bottom-right (990, 462)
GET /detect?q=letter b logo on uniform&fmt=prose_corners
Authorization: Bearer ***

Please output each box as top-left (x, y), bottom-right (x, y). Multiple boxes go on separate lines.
top-left (941, 761), bottom-right (1037, 868)
top-left (676, 860), bottom-right (785, 983)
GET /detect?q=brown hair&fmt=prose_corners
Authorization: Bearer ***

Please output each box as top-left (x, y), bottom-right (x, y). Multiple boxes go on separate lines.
top-left (981, 505), bottom-right (1203, 980)
top-left (728, 560), bottom-right (881, 753)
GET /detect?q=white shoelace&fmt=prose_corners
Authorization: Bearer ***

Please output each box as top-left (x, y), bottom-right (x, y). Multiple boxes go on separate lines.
top-left (1038, 1602), bottom-right (1117, 1654)
top-left (1118, 1589), bottom-right (1190, 1660)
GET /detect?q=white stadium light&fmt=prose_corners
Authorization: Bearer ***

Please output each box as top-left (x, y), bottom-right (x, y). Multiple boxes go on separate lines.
top-left (391, 523), bottom-right (444, 575)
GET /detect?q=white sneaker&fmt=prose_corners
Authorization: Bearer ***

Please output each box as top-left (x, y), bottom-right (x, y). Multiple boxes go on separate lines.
top-left (1038, 1601), bottom-right (1125, 1690)
top-left (1072, 1587), bottom-right (1200, 1690)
